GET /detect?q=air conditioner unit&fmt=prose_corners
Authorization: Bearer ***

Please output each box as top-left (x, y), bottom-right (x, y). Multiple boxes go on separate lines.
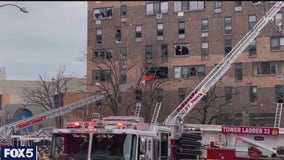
top-left (276, 20), bottom-right (282, 27)
top-left (156, 14), bottom-right (162, 19)
top-left (178, 12), bottom-right (184, 17)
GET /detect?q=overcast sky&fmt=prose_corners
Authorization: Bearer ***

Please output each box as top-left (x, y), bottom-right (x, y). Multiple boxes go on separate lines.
top-left (0, 1), bottom-right (87, 80)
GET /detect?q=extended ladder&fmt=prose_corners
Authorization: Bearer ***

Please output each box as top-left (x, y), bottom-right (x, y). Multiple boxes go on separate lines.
top-left (133, 102), bottom-right (142, 117)
top-left (151, 102), bottom-right (162, 124)
top-left (274, 102), bottom-right (283, 128)
top-left (164, 1), bottom-right (284, 125)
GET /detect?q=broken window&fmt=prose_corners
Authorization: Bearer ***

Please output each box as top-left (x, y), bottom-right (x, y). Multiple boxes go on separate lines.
top-left (249, 15), bottom-right (256, 29)
top-left (201, 41), bottom-right (209, 60)
top-left (174, 65), bottom-right (205, 78)
top-left (178, 22), bottom-right (185, 39)
top-left (224, 39), bottom-right (232, 55)
top-left (115, 27), bottom-right (122, 43)
top-left (174, 44), bottom-right (189, 56)
top-left (93, 7), bottom-right (113, 20)
top-left (250, 86), bottom-right (258, 104)
top-left (161, 44), bottom-right (168, 62)
top-left (157, 23), bottom-right (164, 40)
top-left (146, 1), bottom-right (168, 15)
top-left (120, 5), bottom-right (127, 18)
top-left (92, 70), bottom-right (111, 82)
top-left (271, 36), bottom-right (284, 50)
top-left (96, 28), bottom-right (102, 44)
top-left (248, 39), bottom-right (256, 57)
top-left (174, 1), bottom-right (204, 12)
top-left (225, 87), bottom-right (232, 104)
top-left (136, 89), bottom-right (142, 101)
top-left (93, 49), bottom-right (112, 62)
top-left (224, 17), bottom-right (232, 34)
top-left (234, 63), bottom-right (243, 80)
top-left (201, 19), bottom-right (209, 37)
top-left (145, 45), bottom-right (153, 63)
top-left (136, 25), bottom-right (142, 42)
top-left (146, 67), bottom-right (168, 79)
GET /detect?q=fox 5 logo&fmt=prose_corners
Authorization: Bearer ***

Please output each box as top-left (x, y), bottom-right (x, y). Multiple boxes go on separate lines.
top-left (1, 146), bottom-right (37, 160)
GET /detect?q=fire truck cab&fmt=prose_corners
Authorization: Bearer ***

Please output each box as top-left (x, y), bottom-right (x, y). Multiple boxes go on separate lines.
top-left (49, 116), bottom-right (173, 160)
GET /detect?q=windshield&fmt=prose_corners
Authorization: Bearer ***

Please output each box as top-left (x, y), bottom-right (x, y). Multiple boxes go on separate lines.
top-left (50, 133), bottom-right (137, 160)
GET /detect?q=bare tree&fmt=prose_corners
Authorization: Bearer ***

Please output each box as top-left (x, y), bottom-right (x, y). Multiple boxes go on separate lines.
top-left (188, 82), bottom-right (241, 125)
top-left (22, 66), bottom-right (72, 127)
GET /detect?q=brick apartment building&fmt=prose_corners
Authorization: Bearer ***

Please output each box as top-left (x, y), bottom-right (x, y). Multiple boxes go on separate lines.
top-left (87, 1), bottom-right (284, 127)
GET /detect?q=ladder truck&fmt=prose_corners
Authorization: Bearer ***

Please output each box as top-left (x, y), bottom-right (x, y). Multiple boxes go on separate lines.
top-left (47, 1), bottom-right (284, 160)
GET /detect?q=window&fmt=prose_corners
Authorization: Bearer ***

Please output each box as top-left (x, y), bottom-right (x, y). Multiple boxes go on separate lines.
top-left (120, 5), bottom-right (127, 18)
top-left (225, 39), bottom-right (232, 55)
top-left (136, 25), bottom-right (142, 42)
top-left (157, 88), bottom-right (164, 102)
top-left (201, 19), bottom-right (209, 37)
top-left (115, 27), bottom-right (122, 43)
top-left (248, 39), bottom-right (256, 57)
top-left (120, 47), bottom-right (127, 60)
top-left (275, 85), bottom-right (284, 103)
top-left (174, 65), bottom-right (205, 78)
top-left (146, 1), bottom-right (168, 15)
top-left (93, 7), bottom-right (113, 20)
top-left (178, 88), bottom-right (186, 103)
top-left (201, 41), bottom-right (209, 60)
top-left (249, 15), bottom-right (256, 29)
top-left (96, 28), bottom-right (102, 44)
top-left (92, 70), bottom-right (111, 82)
top-left (93, 49), bottom-right (112, 62)
top-left (250, 86), bottom-right (258, 104)
top-left (234, 1), bottom-right (242, 11)
top-left (235, 63), bottom-right (243, 80)
top-left (136, 89), bottom-right (142, 101)
top-left (216, 113), bottom-right (242, 125)
top-left (214, 1), bottom-right (222, 13)
top-left (274, 12), bottom-right (283, 27)
top-left (271, 36), bottom-right (284, 50)
top-left (250, 113), bottom-right (275, 127)
top-left (157, 23), bottom-right (164, 40)
top-left (178, 22), bottom-right (185, 39)
top-left (225, 87), bottom-right (232, 104)
top-left (161, 44), bottom-right (168, 62)
top-left (174, 44), bottom-right (189, 56)
top-left (146, 67), bottom-right (168, 79)
top-left (120, 69), bottom-right (127, 84)
top-left (224, 17), bottom-right (232, 34)
top-left (174, 1), bottom-right (205, 12)
top-left (253, 61), bottom-right (280, 75)
top-left (145, 45), bottom-right (153, 63)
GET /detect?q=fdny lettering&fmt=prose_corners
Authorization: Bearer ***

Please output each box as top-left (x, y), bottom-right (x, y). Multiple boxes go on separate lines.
top-left (222, 126), bottom-right (279, 136)
top-left (1, 146), bottom-right (37, 160)
top-left (176, 90), bottom-right (200, 113)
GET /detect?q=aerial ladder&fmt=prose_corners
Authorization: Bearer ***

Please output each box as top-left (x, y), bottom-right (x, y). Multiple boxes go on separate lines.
top-left (0, 80), bottom-right (139, 141)
top-left (164, 1), bottom-right (284, 125)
